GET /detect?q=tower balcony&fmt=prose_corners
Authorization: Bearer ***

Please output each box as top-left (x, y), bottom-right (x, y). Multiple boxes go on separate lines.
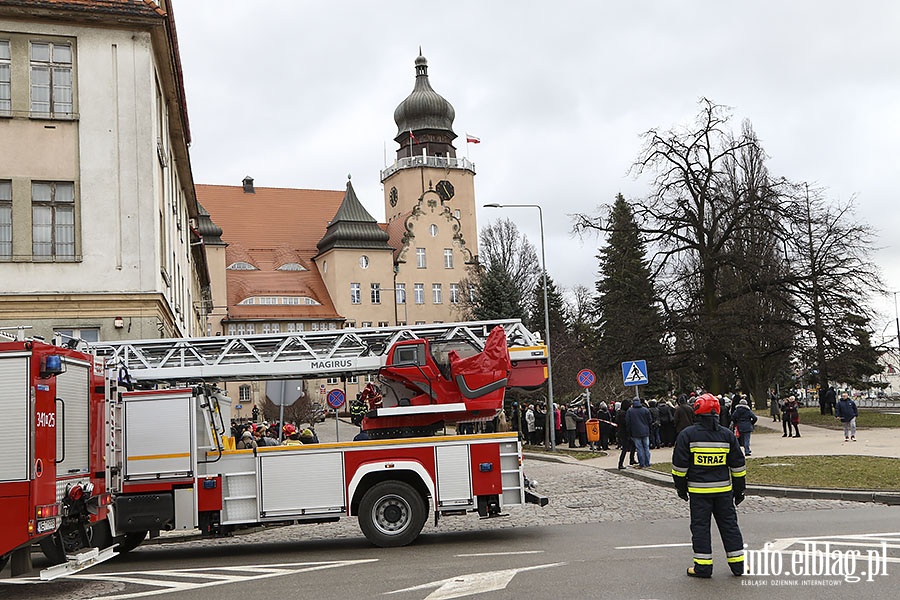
top-left (380, 154), bottom-right (476, 182)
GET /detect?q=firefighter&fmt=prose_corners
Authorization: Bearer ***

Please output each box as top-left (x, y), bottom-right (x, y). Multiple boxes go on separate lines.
top-left (671, 392), bottom-right (746, 578)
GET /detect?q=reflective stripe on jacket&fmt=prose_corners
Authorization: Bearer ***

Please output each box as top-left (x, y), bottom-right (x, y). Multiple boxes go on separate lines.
top-left (671, 416), bottom-right (745, 494)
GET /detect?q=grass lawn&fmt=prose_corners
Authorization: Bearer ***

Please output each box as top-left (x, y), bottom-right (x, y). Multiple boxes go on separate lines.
top-left (525, 446), bottom-right (607, 460)
top-left (648, 455), bottom-right (900, 490)
top-left (795, 407), bottom-right (900, 429)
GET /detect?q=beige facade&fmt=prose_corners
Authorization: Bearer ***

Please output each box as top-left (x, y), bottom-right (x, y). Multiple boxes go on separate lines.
top-left (0, 3), bottom-right (209, 343)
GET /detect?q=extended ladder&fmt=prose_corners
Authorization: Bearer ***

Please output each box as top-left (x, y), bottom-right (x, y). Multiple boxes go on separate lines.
top-left (92, 319), bottom-right (546, 383)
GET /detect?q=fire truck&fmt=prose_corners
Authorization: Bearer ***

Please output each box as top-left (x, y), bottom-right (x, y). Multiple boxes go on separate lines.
top-left (0, 329), bottom-right (116, 579)
top-left (2, 320), bottom-right (548, 578)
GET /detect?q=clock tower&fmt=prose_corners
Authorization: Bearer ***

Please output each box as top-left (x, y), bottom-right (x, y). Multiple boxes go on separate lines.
top-left (381, 52), bottom-right (478, 265)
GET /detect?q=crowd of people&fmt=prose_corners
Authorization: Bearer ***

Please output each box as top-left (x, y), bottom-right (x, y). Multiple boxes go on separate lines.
top-left (230, 420), bottom-right (320, 449)
top-left (507, 390), bottom-right (763, 465)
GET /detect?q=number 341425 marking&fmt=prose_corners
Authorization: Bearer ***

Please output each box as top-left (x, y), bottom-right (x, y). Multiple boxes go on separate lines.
top-left (37, 412), bottom-right (56, 428)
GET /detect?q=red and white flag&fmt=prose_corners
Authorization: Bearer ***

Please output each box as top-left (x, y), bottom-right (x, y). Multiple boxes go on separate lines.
top-left (409, 129), bottom-right (418, 144)
top-left (466, 133), bottom-right (481, 144)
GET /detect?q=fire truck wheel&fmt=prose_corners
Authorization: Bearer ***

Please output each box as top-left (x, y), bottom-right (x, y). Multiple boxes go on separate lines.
top-left (115, 531), bottom-right (147, 554)
top-left (358, 481), bottom-right (427, 548)
top-left (91, 521), bottom-right (114, 550)
top-left (38, 534), bottom-right (67, 565)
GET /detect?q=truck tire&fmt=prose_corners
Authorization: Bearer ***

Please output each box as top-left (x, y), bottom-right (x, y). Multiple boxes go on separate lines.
top-left (115, 531), bottom-right (147, 554)
top-left (38, 533), bottom-right (67, 565)
top-left (358, 481), bottom-right (427, 548)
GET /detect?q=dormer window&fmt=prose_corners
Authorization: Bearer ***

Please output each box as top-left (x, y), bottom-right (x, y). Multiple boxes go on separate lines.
top-left (277, 262), bottom-right (306, 271)
top-left (227, 261), bottom-right (257, 270)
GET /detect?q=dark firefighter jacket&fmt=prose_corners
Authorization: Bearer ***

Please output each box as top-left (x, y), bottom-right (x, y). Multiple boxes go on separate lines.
top-left (671, 414), bottom-right (746, 495)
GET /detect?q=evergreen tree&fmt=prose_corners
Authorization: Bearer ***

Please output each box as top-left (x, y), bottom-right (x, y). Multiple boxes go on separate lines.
top-left (461, 219), bottom-right (537, 321)
top-left (593, 194), bottom-right (666, 391)
top-left (471, 263), bottom-right (526, 321)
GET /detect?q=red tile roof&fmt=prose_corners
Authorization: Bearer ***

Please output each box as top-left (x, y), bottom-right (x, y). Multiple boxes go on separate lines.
top-left (197, 184), bottom-right (347, 322)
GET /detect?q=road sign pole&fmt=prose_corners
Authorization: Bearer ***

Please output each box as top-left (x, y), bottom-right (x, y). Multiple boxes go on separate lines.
top-left (586, 387), bottom-right (592, 419)
top-left (278, 380), bottom-right (286, 443)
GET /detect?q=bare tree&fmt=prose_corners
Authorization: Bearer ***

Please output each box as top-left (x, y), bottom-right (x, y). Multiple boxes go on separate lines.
top-left (576, 99), bottom-right (789, 393)
top-left (782, 184), bottom-right (884, 390)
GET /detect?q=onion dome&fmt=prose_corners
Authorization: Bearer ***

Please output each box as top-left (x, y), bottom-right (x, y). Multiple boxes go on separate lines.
top-left (393, 52), bottom-right (456, 142)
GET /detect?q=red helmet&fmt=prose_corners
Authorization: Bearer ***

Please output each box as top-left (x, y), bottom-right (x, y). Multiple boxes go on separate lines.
top-left (694, 393), bottom-right (720, 415)
top-left (283, 423), bottom-right (296, 435)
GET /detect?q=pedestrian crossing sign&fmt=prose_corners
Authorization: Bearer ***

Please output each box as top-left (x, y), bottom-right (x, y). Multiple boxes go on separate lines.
top-left (621, 360), bottom-right (649, 386)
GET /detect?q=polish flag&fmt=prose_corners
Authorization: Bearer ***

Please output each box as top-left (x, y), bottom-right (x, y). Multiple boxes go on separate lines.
top-left (466, 133), bottom-right (481, 144)
top-left (409, 129), bottom-right (418, 144)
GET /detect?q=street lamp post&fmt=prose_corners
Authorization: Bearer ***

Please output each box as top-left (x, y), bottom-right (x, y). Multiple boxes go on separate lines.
top-left (484, 203), bottom-right (556, 450)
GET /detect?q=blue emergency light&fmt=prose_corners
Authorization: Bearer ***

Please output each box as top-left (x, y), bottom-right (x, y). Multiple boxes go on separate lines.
top-left (40, 354), bottom-right (66, 378)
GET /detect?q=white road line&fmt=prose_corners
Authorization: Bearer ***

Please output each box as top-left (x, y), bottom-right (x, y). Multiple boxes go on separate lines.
top-left (64, 559), bottom-right (378, 600)
top-left (455, 550), bottom-right (545, 557)
top-left (614, 543), bottom-right (693, 550)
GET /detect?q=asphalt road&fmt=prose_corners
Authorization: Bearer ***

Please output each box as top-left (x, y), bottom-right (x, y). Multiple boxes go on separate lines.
top-left (4, 459), bottom-right (898, 600)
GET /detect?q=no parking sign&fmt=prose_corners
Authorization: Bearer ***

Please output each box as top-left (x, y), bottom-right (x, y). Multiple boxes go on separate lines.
top-left (327, 389), bottom-right (346, 409)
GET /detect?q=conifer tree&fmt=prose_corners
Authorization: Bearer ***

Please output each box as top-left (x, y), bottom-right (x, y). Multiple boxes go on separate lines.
top-left (593, 194), bottom-right (666, 389)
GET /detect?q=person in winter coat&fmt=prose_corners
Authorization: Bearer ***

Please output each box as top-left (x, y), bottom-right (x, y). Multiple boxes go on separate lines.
top-left (525, 405), bottom-right (536, 445)
top-left (674, 395), bottom-right (695, 434)
top-left (718, 396), bottom-right (732, 428)
top-left (625, 398), bottom-right (653, 468)
top-left (834, 391), bottom-right (859, 442)
top-left (658, 398), bottom-right (676, 447)
top-left (672, 393), bottom-right (746, 578)
top-left (648, 399), bottom-right (662, 449)
top-left (781, 396), bottom-right (800, 437)
top-left (236, 430), bottom-right (258, 450)
top-left (616, 402), bottom-right (636, 469)
top-left (729, 398), bottom-right (759, 455)
top-left (597, 402), bottom-right (615, 451)
top-left (564, 405), bottom-right (581, 448)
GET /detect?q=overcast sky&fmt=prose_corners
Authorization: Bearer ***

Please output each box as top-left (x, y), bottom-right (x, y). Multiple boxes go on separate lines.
top-left (173, 0), bottom-right (900, 335)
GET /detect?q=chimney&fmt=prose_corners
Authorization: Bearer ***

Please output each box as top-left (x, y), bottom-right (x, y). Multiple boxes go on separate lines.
top-left (242, 176), bottom-right (255, 194)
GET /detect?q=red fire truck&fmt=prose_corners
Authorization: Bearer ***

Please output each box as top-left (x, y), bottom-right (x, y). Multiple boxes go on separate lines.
top-left (1, 320), bottom-right (548, 578)
top-left (0, 330), bottom-right (115, 579)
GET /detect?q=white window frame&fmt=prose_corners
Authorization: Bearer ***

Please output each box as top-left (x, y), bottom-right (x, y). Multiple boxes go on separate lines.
top-left (416, 247), bottom-right (426, 268)
top-left (429, 224), bottom-right (438, 237)
top-left (450, 283), bottom-right (460, 304)
top-left (414, 283), bottom-right (425, 305)
top-left (0, 40), bottom-right (10, 114)
top-left (395, 283), bottom-right (406, 304)
top-left (32, 181), bottom-right (75, 259)
top-left (0, 180), bottom-right (11, 258)
top-left (350, 282), bottom-right (361, 304)
top-left (371, 282), bottom-right (381, 304)
top-left (432, 283), bottom-right (443, 304)
top-left (30, 41), bottom-right (73, 117)
top-left (444, 248), bottom-right (453, 269)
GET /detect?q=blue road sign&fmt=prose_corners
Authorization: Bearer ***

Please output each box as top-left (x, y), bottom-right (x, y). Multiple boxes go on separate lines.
top-left (621, 360), bottom-right (649, 386)
top-left (326, 389), bottom-right (346, 409)
top-left (577, 369), bottom-right (596, 388)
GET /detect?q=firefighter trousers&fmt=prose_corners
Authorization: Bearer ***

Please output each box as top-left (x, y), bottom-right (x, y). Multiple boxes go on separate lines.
top-left (689, 492), bottom-right (744, 576)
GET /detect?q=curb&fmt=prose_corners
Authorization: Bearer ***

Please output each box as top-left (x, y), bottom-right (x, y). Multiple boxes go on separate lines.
top-left (607, 465), bottom-right (900, 505)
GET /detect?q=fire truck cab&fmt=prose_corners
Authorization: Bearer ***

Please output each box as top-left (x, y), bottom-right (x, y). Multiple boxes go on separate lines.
top-left (0, 334), bottom-right (114, 579)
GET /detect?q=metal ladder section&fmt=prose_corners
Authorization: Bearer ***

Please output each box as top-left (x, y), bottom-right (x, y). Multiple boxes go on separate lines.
top-left (91, 319), bottom-right (544, 383)
top-left (499, 440), bottom-right (524, 506)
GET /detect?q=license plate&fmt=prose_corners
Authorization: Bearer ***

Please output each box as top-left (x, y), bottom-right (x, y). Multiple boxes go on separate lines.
top-left (37, 518), bottom-right (57, 533)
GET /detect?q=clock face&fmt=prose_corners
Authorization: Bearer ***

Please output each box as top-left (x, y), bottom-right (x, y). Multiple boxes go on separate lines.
top-left (389, 187), bottom-right (398, 207)
top-left (436, 179), bottom-right (455, 202)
